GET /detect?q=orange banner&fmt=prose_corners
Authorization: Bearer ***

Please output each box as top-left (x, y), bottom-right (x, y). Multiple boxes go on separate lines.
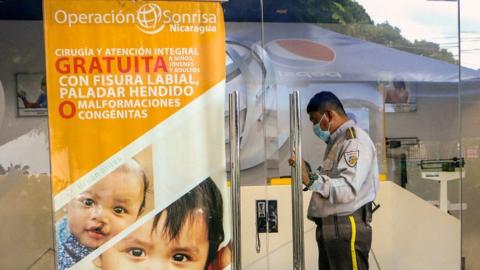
top-left (44, 1), bottom-right (225, 195)
top-left (44, 2), bottom-right (229, 270)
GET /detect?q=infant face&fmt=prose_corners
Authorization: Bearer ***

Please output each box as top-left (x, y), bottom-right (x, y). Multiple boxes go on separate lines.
top-left (96, 210), bottom-right (210, 270)
top-left (66, 169), bottom-right (144, 248)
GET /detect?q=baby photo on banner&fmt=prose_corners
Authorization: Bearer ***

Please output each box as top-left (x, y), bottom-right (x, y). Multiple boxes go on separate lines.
top-left (43, 1), bottom-right (229, 269)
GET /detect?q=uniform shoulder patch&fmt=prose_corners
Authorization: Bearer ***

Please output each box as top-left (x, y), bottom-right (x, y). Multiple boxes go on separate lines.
top-left (344, 150), bottom-right (359, 167)
top-left (346, 127), bottom-right (357, 140)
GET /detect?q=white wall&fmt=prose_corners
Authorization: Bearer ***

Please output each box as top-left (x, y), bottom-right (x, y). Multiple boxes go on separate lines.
top-left (239, 185), bottom-right (317, 270)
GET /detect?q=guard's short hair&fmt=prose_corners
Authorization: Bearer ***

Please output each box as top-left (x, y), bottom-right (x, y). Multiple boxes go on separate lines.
top-left (153, 177), bottom-right (224, 269)
top-left (306, 91), bottom-right (346, 116)
top-left (393, 80), bottom-right (406, 90)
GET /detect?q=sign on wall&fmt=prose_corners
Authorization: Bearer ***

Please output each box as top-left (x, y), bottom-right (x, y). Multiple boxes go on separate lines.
top-left (43, 1), bottom-right (229, 269)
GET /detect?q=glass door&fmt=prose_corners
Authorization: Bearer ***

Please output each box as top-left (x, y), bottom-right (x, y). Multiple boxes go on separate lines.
top-left (460, 0), bottom-right (480, 269)
top-left (225, 0), bottom-right (464, 269)
top-left (224, 5), bottom-right (273, 268)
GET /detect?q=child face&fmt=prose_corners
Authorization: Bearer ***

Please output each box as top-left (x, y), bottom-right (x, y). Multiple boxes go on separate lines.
top-left (96, 211), bottom-right (209, 270)
top-left (66, 169), bottom-right (144, 248)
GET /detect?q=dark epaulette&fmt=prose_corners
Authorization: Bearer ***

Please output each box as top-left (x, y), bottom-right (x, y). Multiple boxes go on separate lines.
top-left (346, 127), bottom-right (357, 140)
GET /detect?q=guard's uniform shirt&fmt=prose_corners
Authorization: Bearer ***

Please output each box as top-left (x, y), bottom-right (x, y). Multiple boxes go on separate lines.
top-left (307, 120), bottom-right (379, 219)
top-left (307, 120), bottom-right (379, 270)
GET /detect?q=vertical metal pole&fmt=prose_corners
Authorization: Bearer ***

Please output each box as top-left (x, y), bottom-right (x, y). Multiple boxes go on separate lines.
top-left (456, 0), bottom-right (464, 263)
top-left (289, 91), bottom-right (305, 270)
top-left (229, 91), bottom-right (242, 270)
top-left (400, 153), bottom-right (407, 189)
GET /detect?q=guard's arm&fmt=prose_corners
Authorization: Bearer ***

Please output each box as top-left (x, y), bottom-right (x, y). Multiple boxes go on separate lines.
top-left (307, 137), bottom-right (373, 204)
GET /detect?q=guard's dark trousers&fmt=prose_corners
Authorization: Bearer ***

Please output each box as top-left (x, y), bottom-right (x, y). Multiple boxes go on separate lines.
top-left (314, 209), bottom-right (372, 270)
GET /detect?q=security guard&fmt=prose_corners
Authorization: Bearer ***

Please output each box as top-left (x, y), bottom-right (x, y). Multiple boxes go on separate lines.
top-left (289, 91), bottom-right (379, 270)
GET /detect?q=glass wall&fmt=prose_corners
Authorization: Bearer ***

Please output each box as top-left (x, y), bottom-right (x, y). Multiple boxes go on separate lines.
top-left (460, 0), bottom-right (480, 269)
top-left (0, 20), bottom-right (54, 270)
top-left (223, 0), bottom-right (470, 269)
top-left (225, 10), bottom-right (271, 269)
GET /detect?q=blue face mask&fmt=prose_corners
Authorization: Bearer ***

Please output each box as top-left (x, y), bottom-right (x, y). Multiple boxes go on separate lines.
top-left (313, 114), bottom-right (331, 142)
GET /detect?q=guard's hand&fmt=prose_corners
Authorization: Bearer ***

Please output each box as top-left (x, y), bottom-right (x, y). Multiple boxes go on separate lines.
top-left (288, 156), bottom-right (306, 168)
top-left (288, 156), bottom-right (296, 167)
top-left (289, 157), bottom-right (311, 186)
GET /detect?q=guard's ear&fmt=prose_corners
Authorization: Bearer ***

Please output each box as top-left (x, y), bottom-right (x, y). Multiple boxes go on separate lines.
top-left (325, 110), bottom-right (334, 121)
top-left (93, 255), bottom-right (102, 268)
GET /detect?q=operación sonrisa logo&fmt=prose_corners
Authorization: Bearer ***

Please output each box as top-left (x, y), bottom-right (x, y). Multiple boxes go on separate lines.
top-left (136, 3), bottom-right (165, 34)
top-left (53, 4), bottom-right (217, 35)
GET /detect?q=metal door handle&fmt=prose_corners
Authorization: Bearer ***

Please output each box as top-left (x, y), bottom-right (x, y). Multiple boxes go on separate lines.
top-left (229, 91), bottom-right (242, 270)
top-left (289, 91), bottom-right (305, 270)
